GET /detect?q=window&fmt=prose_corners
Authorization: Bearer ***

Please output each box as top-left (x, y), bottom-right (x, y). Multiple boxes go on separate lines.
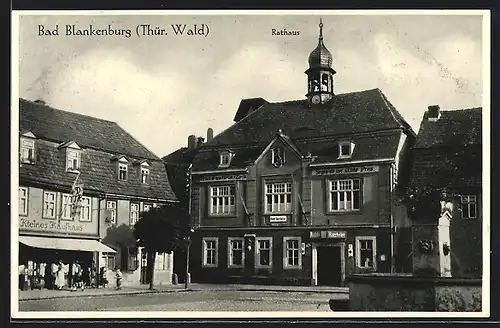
top-left (20, 138), bottom-right (35, 164)
top-left (79, 197), bottom-right (91, 222)
top-left (106, 200), bottom-right (117, 224)
top-left (43, 191), bottom-right (56, 219)
top-left (143, 203), bottom-right (152, 213)
top-left (356, 236), bottom-right (377, 270)
top-left (66, 148), bottom-right (81, 171)
top-left (19, 187), bottom-right (28, 216)
top-left (283, 237), bottom-right (302, 269)
top-left (461, 195), bottom-right (477, 219)
top-left (265, 182), bottom-right (292, 213)
top-left (338, 141), bottom-right (355, 158)
top-left (202, 237), bottom-right (218, 267)
top-left (118, 163), bottom-right (128, 181)
top-left (126, 247), bottom-right (138, 271)
top-left (271, 147), bottom-right (286, 167)
top-left (61, 194), bottom-right (75, 220)
top-left (256, 237), bottom-right (273, 268)
top-left (130, 203), bottom-right (139, 225)
top-left (155, 253), bottom-right (170, 271)
top-left (141, 168), bottom-right (149, 184)
top-left (210, 186), bottom-right (236, 216)
top-left (219, 151), bottom-right (232, 168)
top-left (329, 179), bottom-right (361, 212)
top-left (228, 238), bottom-right (244, 268)
top-left (103, 253), bottom-right (116, 270)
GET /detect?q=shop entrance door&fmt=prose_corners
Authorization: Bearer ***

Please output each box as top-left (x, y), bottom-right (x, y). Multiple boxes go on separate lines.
top-left (316, 246), bottom-right (342, 286)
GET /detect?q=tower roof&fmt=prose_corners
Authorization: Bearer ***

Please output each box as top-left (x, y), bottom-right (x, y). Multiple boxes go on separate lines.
top-left (308, 18), bottom-right (333, 69)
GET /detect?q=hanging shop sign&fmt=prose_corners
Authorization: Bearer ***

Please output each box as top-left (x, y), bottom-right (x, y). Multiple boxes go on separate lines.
top-left (312, 165), bottom-right (379, 176)
top-left (309, 230), bottom-right (346, 239)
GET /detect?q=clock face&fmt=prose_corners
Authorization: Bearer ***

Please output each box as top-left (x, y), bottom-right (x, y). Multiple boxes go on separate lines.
top-left (311, 95), bottom-right (321, 104)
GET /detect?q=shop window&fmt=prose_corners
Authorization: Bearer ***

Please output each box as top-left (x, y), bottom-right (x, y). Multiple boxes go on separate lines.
top-left (19, 187), bottom-right (28, 216)
top-left (155, 253), bottom-right (170, 271)
top-left (43, 191), bottom-right (56, 219)
top-left (356, 236), bottom-right (377, 270)
top-left (283, 237), bottom-right (302, 269)
top-left (461, 195), bottom-right (477, 219)
top-left (210, 185), bottom-right (236, 216)
top-left (228, 238), bottom-right (244, 268)
top-left (103, 253), bottom-right (116, 270)
top-left (265, 182), bottom-right (292, 213)
top-left (202, 237), bottom-right (218, 267)
top-left (328, 179), bottom-right (361, 212)
top-left (255, 237), bottom-right (273, 268)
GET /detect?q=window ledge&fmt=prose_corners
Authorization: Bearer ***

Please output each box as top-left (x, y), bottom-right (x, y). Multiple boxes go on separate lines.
top-left (228, 265), bottom-right (244, 269)
top-left (67, 169), bottom-right (80, 174)
top-left (283, 266), bottom-right (302, 270)
top-left (202, 264), bottom-right (218, 268)
top-left (326, 210), bottom-right (362, 216)
top-left (207, 214), bottom-right (237, 219)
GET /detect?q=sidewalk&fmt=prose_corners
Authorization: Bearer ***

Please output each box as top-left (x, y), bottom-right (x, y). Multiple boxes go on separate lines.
top-left (18, 284), bottom-right (348, 301)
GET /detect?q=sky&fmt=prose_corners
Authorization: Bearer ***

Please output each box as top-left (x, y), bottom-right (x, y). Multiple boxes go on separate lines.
top-left (16, 12), bottom-right (485, 158)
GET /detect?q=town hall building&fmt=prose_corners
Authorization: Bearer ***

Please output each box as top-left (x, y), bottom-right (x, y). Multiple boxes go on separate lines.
top-left (185, 21), bottom-right (416, 286)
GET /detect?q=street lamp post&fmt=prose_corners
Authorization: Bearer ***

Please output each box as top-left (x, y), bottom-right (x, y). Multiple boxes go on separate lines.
top-left (184, 228), bottom-right (194, 289)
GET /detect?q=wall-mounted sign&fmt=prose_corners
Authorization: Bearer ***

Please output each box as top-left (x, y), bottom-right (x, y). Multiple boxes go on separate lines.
top-left (269, 215), bottom-right (287, 223)
top-left (312, 165), bottom-right (379, 176)
top-left (199, 174), bottom-right (246, 182)
top-left (309, 230), bottom-right (346, 239)
top-left (348, 244), bottom-right (354, 257)
top-left (19, 217), bottom-right (98, 236)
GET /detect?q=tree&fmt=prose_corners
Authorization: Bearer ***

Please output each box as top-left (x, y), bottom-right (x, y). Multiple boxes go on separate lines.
top-left (133, 203), bottom-right (190, 290)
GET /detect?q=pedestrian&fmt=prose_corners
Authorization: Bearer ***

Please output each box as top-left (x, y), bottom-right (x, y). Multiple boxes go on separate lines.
top-left (72, 261), bottom-right (84, 291)
top-left (115, 268), bottom-right (123, 290)
top-left (55, 260), bottom-right (65, 290)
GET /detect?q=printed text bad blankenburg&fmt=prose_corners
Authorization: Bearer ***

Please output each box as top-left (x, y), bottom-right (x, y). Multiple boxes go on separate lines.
top-left (38, 24), bottom-right (211, 38)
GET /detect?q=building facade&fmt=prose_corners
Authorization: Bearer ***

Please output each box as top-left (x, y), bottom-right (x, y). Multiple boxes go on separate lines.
top-left (18, 99), bottom-right (178, 289)
top-left (409, 105), bottom-right (483, 278)
top-left (186, 22), bottom-right (416, 286)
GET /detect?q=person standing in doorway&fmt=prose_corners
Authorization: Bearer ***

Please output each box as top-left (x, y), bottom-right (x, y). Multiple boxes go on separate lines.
top-left (55, 260), bottom-right (66, 290)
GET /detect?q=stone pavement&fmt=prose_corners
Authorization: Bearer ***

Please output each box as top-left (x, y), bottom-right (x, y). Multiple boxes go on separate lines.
top-left (18, 283), bottom-right (348, 301)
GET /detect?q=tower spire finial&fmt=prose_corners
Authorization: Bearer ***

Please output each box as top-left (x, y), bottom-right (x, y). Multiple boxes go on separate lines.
top-left (319, 18), bottom-right (323, 42)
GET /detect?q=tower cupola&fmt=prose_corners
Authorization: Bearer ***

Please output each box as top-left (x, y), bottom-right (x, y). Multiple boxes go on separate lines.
top-left (306, 18), bottom-right (336, 105)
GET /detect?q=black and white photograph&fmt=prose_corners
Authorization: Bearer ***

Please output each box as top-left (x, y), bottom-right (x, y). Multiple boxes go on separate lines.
top-left (11, 10), bottom-right (490, 319)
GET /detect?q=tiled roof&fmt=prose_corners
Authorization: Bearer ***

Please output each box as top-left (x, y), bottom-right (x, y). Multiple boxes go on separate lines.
top-left (19, 140), bottom-right (177, 200)
top-left (414, 108), bottom-right (482, 148)
top-left (192, 132), bottom-right (402, 171)
top-left (19, 98), bottom-right (177, 201)
top-left (165, 163), bottom-right (191, 207)
top-left (207, 88), bottom-right (414, 147)
top-left (162, 147), bottom-right (198, 164)
top-left (19, 98), bottom-right (159, 160)
top-left (233, 97), bottom-right (268, 122)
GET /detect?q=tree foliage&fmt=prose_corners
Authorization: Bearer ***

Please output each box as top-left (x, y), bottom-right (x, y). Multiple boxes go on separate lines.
top-left (133, 203), bottom-right (190, 253)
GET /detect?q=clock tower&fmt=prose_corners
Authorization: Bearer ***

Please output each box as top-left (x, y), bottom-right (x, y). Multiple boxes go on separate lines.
top-left (306, 19), bottom-right (336, 105)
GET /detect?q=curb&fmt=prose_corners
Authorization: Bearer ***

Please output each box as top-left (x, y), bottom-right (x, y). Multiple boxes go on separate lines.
top-left (19, 287), bottom-right (348, 301)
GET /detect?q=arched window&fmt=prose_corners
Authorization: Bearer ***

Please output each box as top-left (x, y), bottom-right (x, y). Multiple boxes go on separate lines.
top-left (321, 73), bottom-right (329, 91)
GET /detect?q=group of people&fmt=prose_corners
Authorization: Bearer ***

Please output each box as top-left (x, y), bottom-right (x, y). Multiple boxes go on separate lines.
top-left (19, 260), bottom-right (101, 291)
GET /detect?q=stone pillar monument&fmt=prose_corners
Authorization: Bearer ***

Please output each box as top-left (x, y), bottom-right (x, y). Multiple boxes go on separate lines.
top-left (412, 200), bottom-right (453, 277)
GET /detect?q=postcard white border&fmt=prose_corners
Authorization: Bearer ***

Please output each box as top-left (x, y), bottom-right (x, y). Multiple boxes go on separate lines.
top-left (11, 9), bottom-right (491, 320)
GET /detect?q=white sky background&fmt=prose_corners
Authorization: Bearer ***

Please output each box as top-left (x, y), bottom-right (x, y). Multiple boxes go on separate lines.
top-left (17, 13), bottom-right (483, 158)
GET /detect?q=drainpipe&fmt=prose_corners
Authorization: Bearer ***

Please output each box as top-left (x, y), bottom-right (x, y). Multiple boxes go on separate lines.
top-left (389, 164), bottom-right (395, 274)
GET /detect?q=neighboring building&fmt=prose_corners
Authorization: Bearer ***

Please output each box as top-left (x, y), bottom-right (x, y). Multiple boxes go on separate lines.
top-left (18, 99), bottom-right (178, 289)
top-left (186, 21), bottom-right (416, 286)
top-left (409, 105), bottom-right (482, 278)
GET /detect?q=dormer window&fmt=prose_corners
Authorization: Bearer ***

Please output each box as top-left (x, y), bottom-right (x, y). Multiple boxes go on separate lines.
top-left (141, 168), bottom-right (149, 184)
top-left (119, 163), bottom-right (128, 181)
top-left (66, 148), bottom-right (81, 172)
top-left (219, 151), bottom-right (233, 168)
top-left (338, 141), bottom-right (355, 159)
top-left (20, 138), bottom-right (35, 164)
top-left (59, 141), bottom-right (81, 172)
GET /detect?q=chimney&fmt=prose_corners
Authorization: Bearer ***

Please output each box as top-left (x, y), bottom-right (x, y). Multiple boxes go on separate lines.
top-left (207, 128), bottom-right (214, 143)
top-left (187, 135), bottom-right (196, 150)
top-left (196, 136), bottom-right (205, 148)
top-left (428, 105), bottom-right (441, 122)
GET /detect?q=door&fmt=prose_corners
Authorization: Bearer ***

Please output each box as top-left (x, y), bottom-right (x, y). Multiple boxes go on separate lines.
top-left (316, 246), bottom-right (342, 286)
top-left (244, 236), bottom-right (255, 278)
